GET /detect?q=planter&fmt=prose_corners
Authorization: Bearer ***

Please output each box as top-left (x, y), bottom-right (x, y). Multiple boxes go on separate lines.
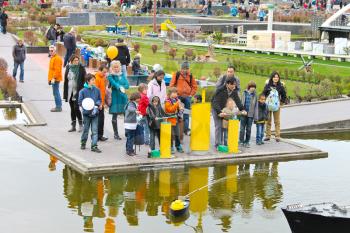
top-left (26, 46), bottom-right (49, 54)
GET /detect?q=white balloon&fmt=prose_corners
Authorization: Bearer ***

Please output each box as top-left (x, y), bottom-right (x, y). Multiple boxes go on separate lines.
top-left (82, 98), bottom-right (95, 111)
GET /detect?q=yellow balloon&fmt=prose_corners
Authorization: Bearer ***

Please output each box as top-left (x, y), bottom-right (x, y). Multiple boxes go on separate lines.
top-left (107, 46), bottom-right (118, 60)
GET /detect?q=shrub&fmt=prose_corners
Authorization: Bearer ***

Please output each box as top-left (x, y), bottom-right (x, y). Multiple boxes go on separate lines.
top-left (133, 43), bottom-right (140, 53)
top-left (47, 15), bottom-right (57, 25)
top-left (0, 58), bottom-right (8, 73)
top-left (151, 44), bottom-right (158, 54)
top-left (213, 67), bottom-right (221, 80)
top-left (95, 38), bottom-right (106, 47)
top-left (185, 48), bottom-right (194, 60)
top-left (293, 85), bottom-right (303, 103)
top-left (0, 74), bottom-right (17, 98)
top-left (168, 48), bottom-right (177, 59)
top-left (214, 9), bottom-right (224, 16)
top-left (23, 31), bottom-right (38, 46)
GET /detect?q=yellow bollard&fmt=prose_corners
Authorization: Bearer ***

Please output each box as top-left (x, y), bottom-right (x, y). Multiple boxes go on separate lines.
top-left (190, 103), bottom-right (211, 151)
top-left (201, 89), bottom-right (206, 103)
top-left (159, 170), bottom-right (171, 197)
top-left (189, 167), bottom-right (208, 213)
top-left (160, 122), bottom-right (172, 158)
top-left (228, 119), bottom-right (239, 153)
top-left (226, 165), bottom-right (238, 193)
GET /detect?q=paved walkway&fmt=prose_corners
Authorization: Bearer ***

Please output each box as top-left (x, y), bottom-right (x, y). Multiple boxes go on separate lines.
top-left (0, 33), bottom-right (328, 174)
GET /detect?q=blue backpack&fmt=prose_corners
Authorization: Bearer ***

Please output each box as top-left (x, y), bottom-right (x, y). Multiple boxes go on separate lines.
top-left (266, 88), bottom-right (280, 112)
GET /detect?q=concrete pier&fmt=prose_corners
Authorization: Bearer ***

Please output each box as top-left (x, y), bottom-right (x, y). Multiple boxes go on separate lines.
top-left (0, 33), bottom-right (328, 175)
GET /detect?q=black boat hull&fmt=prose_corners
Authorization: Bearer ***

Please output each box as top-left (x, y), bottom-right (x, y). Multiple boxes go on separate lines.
top-left (282, 208), bottom-right (350, 233)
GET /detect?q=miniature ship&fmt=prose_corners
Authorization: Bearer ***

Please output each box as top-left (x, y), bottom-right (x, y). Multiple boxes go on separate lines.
top-left (282, 202), bottom-right (350, 233)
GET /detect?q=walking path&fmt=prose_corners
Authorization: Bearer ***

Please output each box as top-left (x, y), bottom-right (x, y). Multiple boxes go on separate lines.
top-left (0, 33), bottom-right (328, 175)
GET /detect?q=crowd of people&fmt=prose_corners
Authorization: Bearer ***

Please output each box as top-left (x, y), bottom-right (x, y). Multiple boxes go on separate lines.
top-left (45, 35), bottom-right (287, 157)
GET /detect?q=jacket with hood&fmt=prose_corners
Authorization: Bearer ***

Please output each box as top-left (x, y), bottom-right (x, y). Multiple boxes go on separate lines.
top-left (63, 32), bottom-right (76, 50)
top-left (146, 96), bottom-right (167, 130)
top-left (124, 101), bottom-right (138, 130)
top-left (255, 102), bottom-right (268, 123)
top-left (147, 78), bottom-right (167, 104)
top-left (63, 63), bottom-right (86, 102)
top-left (263, 79), bottom-right (287, 104)
top-left (241, 89), bottom-right (258, 118)
top-left (138, 92), bottom-right (149, 116)
top-left (169, 71), bottom-right (198, 97)
top-left (78, 83), bottom-right (102, 117)
top-left (132, 57), bottom-right (142, 74)
top-left (211, 86), bottom-right (244, 116)
top-left (108, 72), bottom-right (129, 114)
top-left (46, 26), bottom-right (57, 41)
top-left (48, 54), bottom-right (63, 82)
top-left (12, 44), bottom-right (26, 63)
top-left (114, 43), bottom-right (131, 66)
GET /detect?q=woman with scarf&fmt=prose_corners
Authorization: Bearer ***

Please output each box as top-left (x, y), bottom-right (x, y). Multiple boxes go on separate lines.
top-left (63, 55), bottom-right (86, 132)
top-left (108, 60), bottom-right (130, 140)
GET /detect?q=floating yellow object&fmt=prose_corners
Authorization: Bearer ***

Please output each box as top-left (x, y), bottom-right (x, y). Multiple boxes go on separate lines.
top-left (106, 46), bottom-right (118, 60)
top-left (190, 103), bottom-right (211, 151)
top-left (160, 122), bottom-right (171, 158)
top-left (171, 200), bottom-right (185, 211)
top-left (228, 119), bottom-right (239, 153)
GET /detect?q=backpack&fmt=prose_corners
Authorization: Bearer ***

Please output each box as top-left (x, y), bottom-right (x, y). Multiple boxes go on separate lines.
top-left (175, 72), bottom-right (193, 87)
top-left (266, 88), bottom-right (280, 112)
top-left (134, 124), bottom-right (145, 146)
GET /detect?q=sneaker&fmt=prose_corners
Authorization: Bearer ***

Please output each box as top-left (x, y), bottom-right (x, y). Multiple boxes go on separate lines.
top-left (260, 141), bottom-right (265, 145)
top-left (276, 138), bottom-right (281, 142)
top-left (184, 130), bottom-right (191, 136)
top-left (264, 138), bottom-right (270, 141)
top-left (245, 143), bottom-right (251, 148)
top-left (50, 107), bottom-right (62, 112)
top-left (80, 143), bottom-right (86, 150)
top-left (114, 135), bottom-right (122, 140)
top-left (256, 142), bottom-right (262, 145)
top-left (127, 151), bottom-right (135, 156)
top-left (91, 146), bottom-right (102, 153)
top-left (19, 80), bottom-right (24, 83)
top-left (132, 150), bottom-right (137, 155)
top-left (147, 152), bottom-right (151, 158)
top-left (176, 145), bottom-right (184, 153)
top-left (239, 141), bottom-right (244, 146)
top-left (98, 136), bottom-right (108, 141)
top-left (171, 147), bottom-right (175, 154)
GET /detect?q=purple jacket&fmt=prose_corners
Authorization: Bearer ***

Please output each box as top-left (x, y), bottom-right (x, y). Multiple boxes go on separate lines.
top-left (147, 78), bottom-right (167, 104)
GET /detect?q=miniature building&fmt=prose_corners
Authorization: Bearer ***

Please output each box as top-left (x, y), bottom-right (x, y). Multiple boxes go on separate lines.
top-left (247, 30), bottom-right (291, 50)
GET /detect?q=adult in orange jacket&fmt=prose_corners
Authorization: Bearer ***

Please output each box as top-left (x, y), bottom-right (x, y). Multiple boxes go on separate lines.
top-left (48, 45), bottom-right (63, 112)
top-left (95, 65), bottom-right (109, 141)
top-left (169, 61), bottom-right (197, 136)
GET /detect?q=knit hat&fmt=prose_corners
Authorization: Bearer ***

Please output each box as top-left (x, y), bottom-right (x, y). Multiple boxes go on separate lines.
top-left (181, 61), bottom-right (190, 70)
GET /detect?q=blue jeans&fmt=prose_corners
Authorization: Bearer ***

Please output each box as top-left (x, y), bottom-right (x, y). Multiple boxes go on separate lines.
top-left (64, 48), bottom-right (75, 67)
top-left (121, 64), bottom-right (127, 77)
top-left (139, 116), bottom-right (150, 145)
top-left (256, 123), bottom-right (265, 144)
top-left (81, 115), bottom-right (98, 147)
top-left (52, 82), bottom-right (62, 109)
top-left (125, 129), bottom-right (136, 153)
top-left (221, 128), bottom-right (228, 146)
top-left (179, 96), bottom-right (192, 133)
top-left (239, 116), bottom-right (253, 144)
top-left (49, 40), bottom-right (56, 46)
top-left (13, 61), bottom-right (24, 81)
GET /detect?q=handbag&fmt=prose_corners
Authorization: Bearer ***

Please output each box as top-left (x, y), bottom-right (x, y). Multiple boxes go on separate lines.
top-left (105, 87), bottom-right (112, 107)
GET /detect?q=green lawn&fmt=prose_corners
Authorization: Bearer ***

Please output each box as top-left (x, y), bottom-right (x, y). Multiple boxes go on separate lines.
top-left (81, 32), bottom-right (349, 99)
top-left (0, 91), bottom-right (3, 101)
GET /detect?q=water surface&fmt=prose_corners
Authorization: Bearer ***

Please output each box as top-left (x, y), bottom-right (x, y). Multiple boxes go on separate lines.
top-left (0, 131), bottom-right (349, 233)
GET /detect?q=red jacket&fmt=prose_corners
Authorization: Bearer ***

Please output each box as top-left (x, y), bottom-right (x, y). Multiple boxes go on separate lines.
top-left (138, 93), bottom-right (149, 116)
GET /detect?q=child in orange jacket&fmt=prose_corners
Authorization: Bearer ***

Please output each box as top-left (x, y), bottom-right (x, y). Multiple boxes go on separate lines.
top-left (164, 87), bottom-right (184, 154)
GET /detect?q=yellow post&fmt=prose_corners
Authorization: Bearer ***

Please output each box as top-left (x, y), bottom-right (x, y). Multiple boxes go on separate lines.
top-left (201, 89), bottom-right (206, 103)
top-left (160, 122), bottom-right (171, 158)
top-left (189, 167), bottom-right (208, 213)
top-left (190, 103), bottom-right (211, 151)
top-left (226, 165), bottom-right (238, 193)
top-left (159, 170), bottom-right (171, 197)
top-left (228, 119), bottom-right (239, 153)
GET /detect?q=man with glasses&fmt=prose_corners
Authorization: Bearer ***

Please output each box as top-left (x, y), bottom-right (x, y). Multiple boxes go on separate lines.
top-left (211, 77), bottom-right (246, 149)
top-left (48, 45), bottom-right (63, 112)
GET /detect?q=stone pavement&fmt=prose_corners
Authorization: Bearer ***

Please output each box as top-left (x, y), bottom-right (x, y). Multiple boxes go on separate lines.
top-left (0, 33), bottom-right (327, 175)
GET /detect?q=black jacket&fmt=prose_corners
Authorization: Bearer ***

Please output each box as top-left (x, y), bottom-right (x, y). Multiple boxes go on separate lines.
top-left (255, 102), bottom-right (268, 122)
top-left (211, 86), bottom-right (244, 115)
top-left (146, 97), bottom-right (167, 130)
top-left (46, 27), bottom-right (57, 41)
top-left (63, 32), bottom-right (76, 50)
top-left (12, 44), bottom-right (26, 63)
top-left (114, 43), bottom-right (131, 66)
top-left (0, 12), bottom-right (8, 26)
top-left (263, 83), bottom-right (287, 104)
top-left (63, 64), bottom-right (86, 101)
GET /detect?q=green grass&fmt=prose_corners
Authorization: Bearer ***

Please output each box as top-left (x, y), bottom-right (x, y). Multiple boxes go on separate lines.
top-left (0, 91), bottom-right (3, 101)
top-left (81, 32), bottom-right (350, 99)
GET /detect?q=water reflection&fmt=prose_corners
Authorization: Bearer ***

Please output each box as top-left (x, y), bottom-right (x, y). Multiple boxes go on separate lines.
top-left (62, 162), bottom-right (283, 232)
top-left (0, 107), bottom-right (29, 125)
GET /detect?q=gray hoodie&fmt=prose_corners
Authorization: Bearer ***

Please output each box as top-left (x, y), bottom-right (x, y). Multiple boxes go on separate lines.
top-left (13, 44), bottom-right (26, 63)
